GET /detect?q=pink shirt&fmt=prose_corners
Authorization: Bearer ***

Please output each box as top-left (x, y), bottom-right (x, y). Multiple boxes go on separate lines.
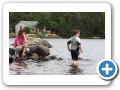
top-left (14, 36), bottom-right (24, 48)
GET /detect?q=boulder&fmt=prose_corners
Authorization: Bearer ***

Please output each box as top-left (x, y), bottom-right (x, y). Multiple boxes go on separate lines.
top-left (29, 45), bottom-right (50, 57)
top-left (30, 53), bottom-right (39, 60)
top-left (9, 48), bottom-right (15, 56)
top-left (41, 40), bottom-right (52, 48)
top-left (43, 56), bottom-right (50, 60)
top-left (50, 55), bottom-right (57, 60)
top-left (9, 57), bottom-right (13, 64)
top-left (57, 57), bottom-right (63, 60)
top-left (9, 54), bottom-right (13, 64)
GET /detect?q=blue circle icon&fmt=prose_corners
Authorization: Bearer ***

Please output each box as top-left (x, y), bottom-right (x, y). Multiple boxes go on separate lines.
top-left (97, 59), bottom-right (118, 80)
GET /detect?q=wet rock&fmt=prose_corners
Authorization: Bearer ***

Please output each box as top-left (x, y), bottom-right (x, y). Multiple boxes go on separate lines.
top-left (39, 56), bottom-right (44, 60)
top-left (29, 45), bottom-right (50, 57)
top-left (78, 57), bottom-right (84, 60)
top-left (41, 40), bottom-right (52, 48)
top-left (44, 56), bottom-right (50, 60)
top-left (9, 48), bottom-right (15, 56)
top-left (57, 57), bottom-right (63, 60)
top-left (50, 55), bottom-right (57, 60)
top-left (26, 51), bottom-right (33, 58)
top-left (12, 55), bottom-right (17, 59)
top-left (30, 53), bottom-right (39, 60)
top-left (9, 54), bottom-right (13, 64)
top-left (85, 59), bottom-right (93, 61)
top-left (9, 57), bottom-right (13, 64)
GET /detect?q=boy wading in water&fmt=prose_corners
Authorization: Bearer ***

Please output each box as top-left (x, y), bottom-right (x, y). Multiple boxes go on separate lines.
top-left (67, 30), bottom-right (83, 67)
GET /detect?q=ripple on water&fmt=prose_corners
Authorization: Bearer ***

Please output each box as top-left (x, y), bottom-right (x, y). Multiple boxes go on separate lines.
top-left (9, 38), bottom-right (104, 75)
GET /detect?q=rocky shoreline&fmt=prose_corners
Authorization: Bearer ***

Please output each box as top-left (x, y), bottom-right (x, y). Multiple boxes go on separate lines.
top-left (9, 38), bottom-right (63, 64)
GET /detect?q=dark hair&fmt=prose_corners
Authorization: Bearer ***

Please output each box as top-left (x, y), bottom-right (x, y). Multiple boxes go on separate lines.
top-left (73, 30), bottom-right (80, 36)
top-left (18, 29), bottom-right (25, 36)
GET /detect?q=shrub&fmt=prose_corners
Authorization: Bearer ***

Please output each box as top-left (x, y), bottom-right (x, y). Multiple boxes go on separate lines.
top-left (37, 34), bottom-right (46, 38)
top-left (24, 27), bottom-right (31, 34)
top-left (9, 32), bottom-right (16, 38)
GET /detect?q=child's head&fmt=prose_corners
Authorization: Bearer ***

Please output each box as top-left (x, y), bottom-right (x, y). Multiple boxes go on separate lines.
top-left (18, 29), bottom-right (25, 37)
top-left (73, 30), bottom-right (80, 37)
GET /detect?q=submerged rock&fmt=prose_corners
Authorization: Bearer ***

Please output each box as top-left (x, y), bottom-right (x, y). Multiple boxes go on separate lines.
top-left (78, 57), bottom-right (84, 60)
top-left (57, 57), bottom-right (63, 60)
top-left (50, 55), bottom-right (57, 60)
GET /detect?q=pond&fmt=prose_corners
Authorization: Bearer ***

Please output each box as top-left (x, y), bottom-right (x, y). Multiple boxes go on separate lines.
top-left (9, 38), bottom-right (105, 75)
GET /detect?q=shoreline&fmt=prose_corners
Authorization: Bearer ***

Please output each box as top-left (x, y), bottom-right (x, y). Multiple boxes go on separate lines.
top-left (9, 37), bottom-right (105, 40)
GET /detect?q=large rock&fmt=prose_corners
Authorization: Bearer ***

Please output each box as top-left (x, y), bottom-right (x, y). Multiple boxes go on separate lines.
top-left (9, 48), bottom-right (15, 64)
top-left (30, 53), bottom-right (39, 60)
top-left (9, 48), bottom-right (15, 56)
top-left (41, 40), bottom-right (52, 48)
top-left (43, 56), bottom-right (50, 60)
top-left (9, 54), bottom-right (13, 64)
top-left (29, 45), bottom-right (50, 57)
top-left (27, 37), bottom-right (52, 48)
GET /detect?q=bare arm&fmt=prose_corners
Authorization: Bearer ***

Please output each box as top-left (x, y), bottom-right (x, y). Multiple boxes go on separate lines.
top-left (16, 41), bottom-right (21, 46)
top-left (79, 45), bottom-right (83, 53)
top-left (16, 41), bottom-right (25, 47)
top-left (67, 40), bottom-right (71, 52)
top-left (67, 44), bottom-right (71, 52)
top-left (23, 33), bottom-right (28, 42)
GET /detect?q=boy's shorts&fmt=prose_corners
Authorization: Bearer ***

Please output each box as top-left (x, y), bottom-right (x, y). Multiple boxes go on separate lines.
top-left (14, 46), bottom-right (22, 53)
top-left (71, 49), bottom-right (79, 61)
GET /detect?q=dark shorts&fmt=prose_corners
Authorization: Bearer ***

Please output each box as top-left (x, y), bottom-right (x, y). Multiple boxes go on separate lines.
top-left (71, 49), bottom-right (79, 61)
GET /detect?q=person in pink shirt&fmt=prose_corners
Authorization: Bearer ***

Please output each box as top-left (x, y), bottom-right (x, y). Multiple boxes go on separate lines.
top-left (14, 29), bottom-right (28, 60)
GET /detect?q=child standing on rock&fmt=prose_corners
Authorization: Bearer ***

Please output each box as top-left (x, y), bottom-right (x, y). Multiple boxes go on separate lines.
top-left (67, 30), bottom-right (83, 67)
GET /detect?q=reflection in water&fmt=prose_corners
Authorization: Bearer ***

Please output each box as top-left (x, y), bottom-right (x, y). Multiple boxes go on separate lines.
top-left (10, 61), bottom-right (27, 75)
top-left (68, 66), bottom-right (84, 75)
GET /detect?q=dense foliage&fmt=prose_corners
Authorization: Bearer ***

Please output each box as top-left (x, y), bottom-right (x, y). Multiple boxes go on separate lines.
top-left (9, 12), bottom-right (105, 38)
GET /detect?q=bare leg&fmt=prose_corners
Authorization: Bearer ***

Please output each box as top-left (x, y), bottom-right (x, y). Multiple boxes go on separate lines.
top-left (73, 61), bottom-right (77, 67)
top-left (17, 48), bottom-right (22, 60)
top-left (22, 43), bottom-right (28, 58)
top-left (71, 60), bottom-right (74, 66)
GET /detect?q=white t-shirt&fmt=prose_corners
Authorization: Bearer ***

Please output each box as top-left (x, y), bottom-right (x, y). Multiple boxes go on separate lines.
top-left (67, 36), bottom-right (81, 50)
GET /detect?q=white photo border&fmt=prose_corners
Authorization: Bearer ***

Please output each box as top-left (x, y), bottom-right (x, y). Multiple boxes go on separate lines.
top-left (3, 2), bottom-right (111, 85)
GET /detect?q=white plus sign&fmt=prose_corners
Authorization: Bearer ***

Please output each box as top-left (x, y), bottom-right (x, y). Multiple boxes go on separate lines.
top-left (102, 64), bottom-right (113, 75)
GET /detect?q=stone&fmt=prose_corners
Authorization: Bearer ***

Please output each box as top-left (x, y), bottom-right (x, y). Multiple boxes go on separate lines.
top-left (29, 45), bottom-right (50, 57)
top-left (41, 40), bottom-right (52, 48)
top-left (50, 55), bottom-right (57, 60)
top-left (30, 53), bottom-right (39, 60)
top-left (44, 56), bottom-right (50, 60)
top-left (9, 54), bottom-right (13, 64)
top-left (27, 37), bottom-right (52, 48)
top-left (57, 57), bottom-right (63, 60)
top-left (9, 57), bottom-right (13, 64)
top-left (9, 48), bottom-right (15, 56)
top-left (78, 57), bottom-right (84, 60)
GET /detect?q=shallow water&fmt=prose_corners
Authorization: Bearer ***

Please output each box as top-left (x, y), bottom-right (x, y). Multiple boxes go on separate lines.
top-left (9, 38), bottom-right (105, 75)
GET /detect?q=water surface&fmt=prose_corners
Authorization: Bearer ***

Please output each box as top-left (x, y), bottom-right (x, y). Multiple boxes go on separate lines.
top-left (9, 38), bottom-right (105, 75)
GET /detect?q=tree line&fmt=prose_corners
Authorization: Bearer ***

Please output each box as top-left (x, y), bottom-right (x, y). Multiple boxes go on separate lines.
top-left (9, 12), bottom-right (105, 38)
